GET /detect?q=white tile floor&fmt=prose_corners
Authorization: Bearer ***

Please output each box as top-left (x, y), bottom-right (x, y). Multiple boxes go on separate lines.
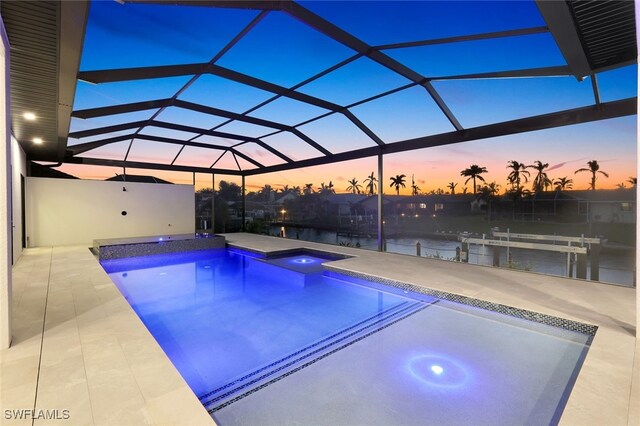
top-left (0, 234), bottom-right (637, 425)
top-left (1, 246), bottom-right (213, 426)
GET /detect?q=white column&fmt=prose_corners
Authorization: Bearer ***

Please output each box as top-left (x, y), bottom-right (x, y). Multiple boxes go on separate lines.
top-left (377, 151), bottom-right (384, 252)
top-left (0, 16), bottom-right (11, 349)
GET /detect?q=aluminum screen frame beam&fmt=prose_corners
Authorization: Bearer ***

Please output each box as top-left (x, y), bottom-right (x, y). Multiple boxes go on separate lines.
top-left (239, 97), bottom-right (636, 176)
top-left (70, 132), bottom-right (265, 169)
top-left (77, 63), bottom-right (382, 149)
top-left (374, 26), bottom-right (550, 50)
top-left (64, 98), bottom-right (636, 176)
top-left (69, 119), bottom-right (261, 143)
top-left (72, 98), bottom-right (317, 158)
top-left (428, 65), bottom-right (573, 81)
top-left (65, 156), bottom-right (245, 175)
top-left (126, 0), bottom-right (464, 131)
top-left (282, 1), bottom-right (464, 132)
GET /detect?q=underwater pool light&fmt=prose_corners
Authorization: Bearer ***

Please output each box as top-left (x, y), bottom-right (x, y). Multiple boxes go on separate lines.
top-left (292, 258), bottom-right (314, 264)
top-left (407, 354), bottom-right (467, 388)
top-left (431, 365), bottom-right (444, 375)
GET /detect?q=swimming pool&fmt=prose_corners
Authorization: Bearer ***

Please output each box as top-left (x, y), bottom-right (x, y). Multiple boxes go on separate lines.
top-left (101, 248), bottom-right (594, 425)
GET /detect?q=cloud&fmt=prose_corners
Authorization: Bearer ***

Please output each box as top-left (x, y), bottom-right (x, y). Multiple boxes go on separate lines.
top-left (547, 157), bottom-right (587, 171)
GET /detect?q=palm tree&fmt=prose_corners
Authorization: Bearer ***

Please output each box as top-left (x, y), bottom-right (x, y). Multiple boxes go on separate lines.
top-left (530, 160), bottom-right (551, 192)
top-left (318, 181), bottom-right (335, 195)
top-left (460, 165), bottom-right (487, 194)
top-left (553, 177), bottom-right (573, 191)
top-left (410, 175), bottom-right (420, 196)
top-left (616, 183), bottom-right (627, 189)
top-left (291, 186), bottom-right (302, 196)
top-left (627, 177), bottom-right (637, 186)
top-left (258, 184), bottom-right (274, 202)
top-left (303, 183), bottom-right (314, 195)
top-left (506, 160), bottom-right (530, 192)
top-left (364, 172), bottom-right (377, 195)
top-left (389, 174), bottom-right (407, 195)
top-left (346, 178), bottom-right (362, 194)
top-left (447, 182), bottom-right (457, 195)
top-left (482, 181), bottom-right (501, 196)
top-left (575, 160), bottom-right (609, 190)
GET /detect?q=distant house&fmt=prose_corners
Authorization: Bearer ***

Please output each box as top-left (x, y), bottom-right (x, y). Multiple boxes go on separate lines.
top-left (357, 194), bottom-right (402, 218)
top-left (275, 192), bottom-right (297, 205)
top-left (570, 189), bottom-right (636, 223)
top-left (394, 194), bottom-right (480, 216)
top-left (501, 189), bottom-right (636, 223)
top-left (105, 174), bottom-right (173, 184)
top-left (323, 193), bottom-right (368, 216)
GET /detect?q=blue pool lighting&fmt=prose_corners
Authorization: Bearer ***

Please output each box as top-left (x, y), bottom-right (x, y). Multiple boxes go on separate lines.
top-left (408, 354), bottom-right (468, 388)
top-left (292, 258), bottom-right (315, 264)
top-left (100, 248), bottom-right (593, 424)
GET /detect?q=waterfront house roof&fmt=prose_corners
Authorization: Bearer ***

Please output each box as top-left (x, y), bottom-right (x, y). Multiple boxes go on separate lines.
top-left (323, 193), bottom-right (368, 205)
top-left (105, 174), bottom-right (173, 184)
top-left (563, 189), bottom-right (636, 202)
top-left (29, 162), bottom-right (79, 180)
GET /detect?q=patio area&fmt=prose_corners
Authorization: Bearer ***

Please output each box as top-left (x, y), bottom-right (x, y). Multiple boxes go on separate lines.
top-left (1, 234), bottom-right (637, 424)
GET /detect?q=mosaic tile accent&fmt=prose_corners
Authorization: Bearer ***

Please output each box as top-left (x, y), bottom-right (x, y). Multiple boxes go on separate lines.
top-left (208, 302), bottom-right (430, 413)
top-left (199, 301), bottom-right (419, 405)
top-left (323, 267), bottom-right (598, 336)
top-left (95, 235), bottom-right (226, 260)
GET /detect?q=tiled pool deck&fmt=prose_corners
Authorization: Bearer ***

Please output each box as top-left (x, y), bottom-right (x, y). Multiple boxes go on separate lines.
top-left (0, 233), bottom-right (637, 425)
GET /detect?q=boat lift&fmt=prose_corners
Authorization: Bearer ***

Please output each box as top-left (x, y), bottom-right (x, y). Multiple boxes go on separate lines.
top-left (460, 230), bottom-right (602, 281)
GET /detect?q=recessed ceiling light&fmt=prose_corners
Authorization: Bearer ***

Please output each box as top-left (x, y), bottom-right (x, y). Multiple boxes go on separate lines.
top-left (33, 137), bottom-right (43, 144)
top-left (23, 112), bottom-right (36, 121)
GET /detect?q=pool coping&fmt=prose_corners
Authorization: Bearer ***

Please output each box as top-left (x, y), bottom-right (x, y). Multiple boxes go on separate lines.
top-left (230, 241), bottom-right (598, 336)
top-left (322, 266), bottom-right (598, 336)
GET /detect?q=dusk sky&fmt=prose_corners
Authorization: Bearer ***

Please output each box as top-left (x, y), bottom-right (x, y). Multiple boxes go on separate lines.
top-left (60, 0), bottom-right (638, 194)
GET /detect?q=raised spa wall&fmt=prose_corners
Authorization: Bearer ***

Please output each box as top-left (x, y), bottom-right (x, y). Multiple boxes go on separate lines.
top-left (93, 234), bottom-right (226, 260)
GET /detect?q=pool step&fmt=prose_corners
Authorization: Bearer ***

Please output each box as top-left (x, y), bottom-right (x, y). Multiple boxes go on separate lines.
top-left (201, 299), bottom-right (433, 413)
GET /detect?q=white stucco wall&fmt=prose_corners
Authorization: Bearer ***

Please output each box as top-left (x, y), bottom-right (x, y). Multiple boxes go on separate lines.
top-left (26, 178), bottom-right (195, 247)
top-left (0, 14), bottom-right (10, 349)
top-left (10, 136), bottom-right (26, 264)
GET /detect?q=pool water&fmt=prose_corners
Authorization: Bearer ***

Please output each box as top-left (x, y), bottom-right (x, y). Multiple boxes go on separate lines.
top-left (101, 248), bottom-right (592, 425)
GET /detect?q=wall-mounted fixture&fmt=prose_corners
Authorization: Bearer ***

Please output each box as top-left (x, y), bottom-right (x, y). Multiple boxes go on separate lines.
top-left (23, 112), bottom-right (36, 121)
top-left (32, 137), bottom-right (43, 144)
